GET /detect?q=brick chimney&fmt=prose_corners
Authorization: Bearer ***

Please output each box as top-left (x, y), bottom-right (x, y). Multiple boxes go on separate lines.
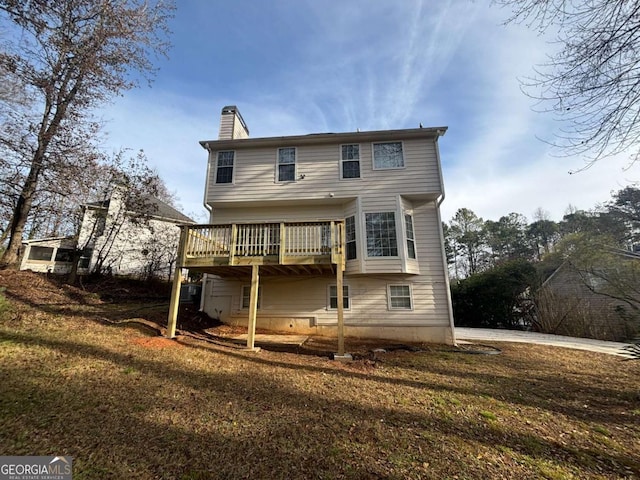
top-left (218, 105), bottom-right (249, 140)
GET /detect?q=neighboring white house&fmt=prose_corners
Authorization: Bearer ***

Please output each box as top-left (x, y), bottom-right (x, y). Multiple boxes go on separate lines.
top-left (21, 188), bottom-right (194, 279)
top-left (169, 105), bottom-right (455, 345)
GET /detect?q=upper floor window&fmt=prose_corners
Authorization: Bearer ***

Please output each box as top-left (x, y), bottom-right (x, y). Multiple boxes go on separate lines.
top-left (405, 214), bottom-right (416, 259)
top-left (365, 212), bottom-right (398, 257)
top-left (345, 216), bottom-right (357, 260)
top-left (277, 147), bottom-right (296, 182)
top-left (373, 142), bottom-right (404, 169)
top-left (215, 151), bottom-right (234, 184)
top-left (341, 144), bottom-right (360, 179)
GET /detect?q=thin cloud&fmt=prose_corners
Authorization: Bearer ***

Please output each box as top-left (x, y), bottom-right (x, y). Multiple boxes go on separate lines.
top-left (95, 1), bottom-right (634, 226)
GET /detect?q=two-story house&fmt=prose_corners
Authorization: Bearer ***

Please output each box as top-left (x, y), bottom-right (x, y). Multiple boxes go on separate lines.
top-left (167, 106), bottom-right (455, 347)
top-left (21, 187), bottom-right (194, 279)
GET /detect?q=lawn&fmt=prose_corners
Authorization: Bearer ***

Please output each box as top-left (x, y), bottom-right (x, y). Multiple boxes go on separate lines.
top-left (0, 271), bottom-right (639, 479)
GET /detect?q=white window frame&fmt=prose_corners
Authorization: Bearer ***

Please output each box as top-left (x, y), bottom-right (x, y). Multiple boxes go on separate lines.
top-left (340, 144), bottom-right (361, 180)
top-left (327, 284), bottom-right (351, 311)
top-left (240, 285), bottom-right (262, 310)
top-left (387, 284), bottom-right (413, 310)
top-left (345, 215), bottom-right (357, 260)
top-left (404, 213), bottom-right (417, 260)
top-left (365, 212), bottom-right (399, 258)
top-left (215, 151), bottom-right (235, 184)
top-left (276, 147), bottom-right (297, 183)
top-left (372, 141), bottom-right (405, 170)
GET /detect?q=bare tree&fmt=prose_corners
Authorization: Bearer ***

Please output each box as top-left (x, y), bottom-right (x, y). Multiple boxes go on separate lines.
top-left (497, 0), bottom-right (640, 167)
top-left (0, 0), bottom-right (175, 268)
top-left (69, 149), bottom-right (169, 281)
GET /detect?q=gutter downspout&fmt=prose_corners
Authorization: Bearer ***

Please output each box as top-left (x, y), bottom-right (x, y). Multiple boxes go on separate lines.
top-left (434, 132), bottom-right (457, 346)
top-left (199, 143), bottom-right (214, 312)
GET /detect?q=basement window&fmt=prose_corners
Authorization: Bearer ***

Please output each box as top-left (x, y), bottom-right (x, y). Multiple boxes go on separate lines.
top-left (388, 284), bottom-right (412, 310)
top-left (241, 285), bottom-right (262, 309)
top-left (328, 284), bottom-right (350, 310)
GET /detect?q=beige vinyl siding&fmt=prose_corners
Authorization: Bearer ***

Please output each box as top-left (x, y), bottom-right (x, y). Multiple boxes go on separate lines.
top-left (411, 201), bottom-right (446, 278)
top-left (233, 119), bottom-right (249, 140)
top-left (406, 201), bottom-right (450, 322)
top-left (218, 115), bottom-right (234, 141)
top-left (206, 138), bottom-right (441, 206)
top-left (205, 201), bottom-right (451, 325)
top-left (210, 205), bottom-right (344, 223)
top-left (206, 274), bottom-right (450, 328)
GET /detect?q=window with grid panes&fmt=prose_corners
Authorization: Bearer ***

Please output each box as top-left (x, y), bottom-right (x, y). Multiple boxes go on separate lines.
top-left (277, 147), bottom-right (296, 182)
top-left (328, 285), bottom-right (350, 310)
top-left (341, 144), bottom-right (360, 179)
top-left (215, 151), bottom-right (234, 184)
top-left (345, 216), bottom-right (356, 260)
top-left (405, 214), bottom-right (416, 259)
top-left (365, 212), bottom-right (397, 257)
top-left (388, 284), bottom-right (412, 310)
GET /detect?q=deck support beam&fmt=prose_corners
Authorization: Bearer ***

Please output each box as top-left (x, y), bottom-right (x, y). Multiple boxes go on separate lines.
top-left (167, 226), bottom-right (188, 339)
top-left (336, 261), bottom-right (345, 356)
top-left (246, 264), bottom-right (260, 350)
top-left (167, 266), bottom-right (182, 338)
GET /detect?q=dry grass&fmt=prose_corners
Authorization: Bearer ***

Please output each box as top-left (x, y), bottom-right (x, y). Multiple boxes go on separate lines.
top-left (1, 271), bottom-right (639, 479)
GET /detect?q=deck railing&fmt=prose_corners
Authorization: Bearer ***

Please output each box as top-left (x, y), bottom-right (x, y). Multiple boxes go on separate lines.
top-left (181, 221), bottom-right (344, 266)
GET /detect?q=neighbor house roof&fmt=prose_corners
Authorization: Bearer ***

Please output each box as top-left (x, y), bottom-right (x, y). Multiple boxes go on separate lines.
top-left (21, 236), bottom-right (74, 245)
top-left (541, 247), bottom-right (640, 288)
top-left (85, 195), bottom-right (194, 224)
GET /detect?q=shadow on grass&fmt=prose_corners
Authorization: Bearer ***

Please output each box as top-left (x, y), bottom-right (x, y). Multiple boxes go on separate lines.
top-left (1, 327), bottom-right (638, 479)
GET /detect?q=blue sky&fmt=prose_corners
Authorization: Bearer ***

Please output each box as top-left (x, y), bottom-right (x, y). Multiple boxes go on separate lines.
top-left (101, 0), bottom-right (633, 223)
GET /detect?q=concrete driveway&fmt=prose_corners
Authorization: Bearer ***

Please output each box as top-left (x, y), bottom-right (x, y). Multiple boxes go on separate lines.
top-left (455, 328), bottom-right (635, 358)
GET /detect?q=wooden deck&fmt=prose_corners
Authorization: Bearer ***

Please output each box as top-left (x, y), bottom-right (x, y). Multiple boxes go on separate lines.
top-left (179, 221), bottom-right (345, 276)
top-left (168, 220), bottom-right (346, 353)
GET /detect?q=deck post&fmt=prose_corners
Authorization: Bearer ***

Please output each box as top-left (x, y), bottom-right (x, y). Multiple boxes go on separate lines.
top-left (337, 261), bottom-right (345, 356)
top-left (167, 266), bottom-right (182, 338)
top-left (246, 264), bottom-right (260, 350)
top-left (167, 226), bottom-right (188, 339)
top-left (334, 220), bottom-right (350, 360)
